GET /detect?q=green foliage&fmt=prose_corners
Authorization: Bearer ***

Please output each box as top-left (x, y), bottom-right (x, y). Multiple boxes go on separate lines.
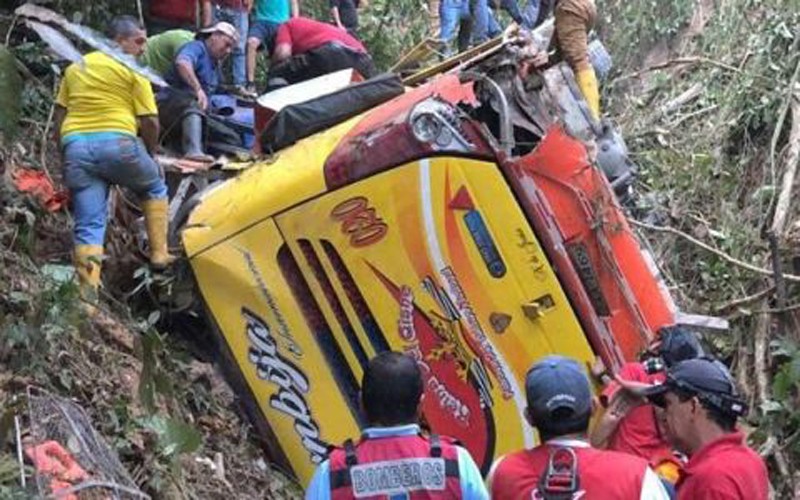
top-left (140, 415), bottom-right (203, 460)
top-left (600, 0), bottom-right (695, 69)
top-left (601, 0), bottom-right (800, 492)
top-left (302, 0), bottom-right (431, 70)
top-left (772, 339), bottom-right (800, 401)
top-left (763, 338), bottom-right (800, 462)
top-left (0, 268), bottom-right (83, 381)
top-left (359, 0), bottom-right (431, 70)
top-left (0, 454), bottom-right (28, 499)
top-left (137, 328), bottom-right (175, 415)
top-left (0, 46), bottom-right (22, 142)
top-left (601, 0), bottom-right (800, 307)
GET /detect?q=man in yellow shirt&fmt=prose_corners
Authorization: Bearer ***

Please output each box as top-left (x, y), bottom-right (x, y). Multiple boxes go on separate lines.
top-left (54, 15), bottom-right (176, 308)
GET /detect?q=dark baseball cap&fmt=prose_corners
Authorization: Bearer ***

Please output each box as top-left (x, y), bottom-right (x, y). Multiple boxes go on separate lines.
top-left (525, 355), bottom-right (592, 424)
top-left (657, 325), bottom-right (704, 367)
top-left (644, 357), bottom-right (747, 417)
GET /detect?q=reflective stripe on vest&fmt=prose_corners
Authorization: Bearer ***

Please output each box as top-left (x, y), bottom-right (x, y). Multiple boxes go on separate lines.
top-left (328, 433), bottom-right (462, 499)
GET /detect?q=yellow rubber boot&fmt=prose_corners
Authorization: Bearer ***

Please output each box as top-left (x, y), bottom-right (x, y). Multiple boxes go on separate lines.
top-left (74, 244), bottom-right (103, 311)
top-left (575, 68), bottom-right (601, 119)
top-left (141, 198), bottom-right (177, 269)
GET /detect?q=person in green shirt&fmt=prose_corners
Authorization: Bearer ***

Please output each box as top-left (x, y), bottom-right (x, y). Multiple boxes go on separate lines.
top-left (142, 29), bottom-right (195, 76)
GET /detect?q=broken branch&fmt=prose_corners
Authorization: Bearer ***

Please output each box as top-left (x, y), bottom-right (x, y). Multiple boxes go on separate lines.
top-left (614, 56), bottom-right (764, 84)
top-left (628, 219), bottom-right (800, 283)
top-left (713, 286), bottom-right (775, 314)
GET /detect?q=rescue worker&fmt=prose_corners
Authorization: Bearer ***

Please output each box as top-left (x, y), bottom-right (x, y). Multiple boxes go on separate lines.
top-left (305, 351), bottom-right (488, 499)
top-left (487, 355), bottom-right (671, 499)
top-left (268, 17), bottom-right (376, 85)
top-left (591, 325), bottom-right (705, 486)
top-left (552, 0), bottom-right (600, 118)
top-left (640, 358), bottom-right (769, 499)
top-left (157, 21), bottom-right (239, 162)
top-left (54, 16), bottom-right (175, 307)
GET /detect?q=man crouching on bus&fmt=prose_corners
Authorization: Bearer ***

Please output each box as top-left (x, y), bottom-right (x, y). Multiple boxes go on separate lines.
top-left (487, 355), bottom-right (671, 499)
top-left (305, 351), bottom-right (488, 499)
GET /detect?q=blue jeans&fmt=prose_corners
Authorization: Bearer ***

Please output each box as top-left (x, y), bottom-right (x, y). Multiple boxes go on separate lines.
top-left (213, 6), bottom-right (248, 86)
top-left (487, 8), bottom-right (502, 37)
top-left (439, 0), bottom-right (471, 56)
top-left (495, 0), bottom-right (541, 29)
top-left (518, 0), bottom-right (542, 29)
top-left (63, 133), bottom-right (167, 246)
top-left (470, 0), bottom-right (490, 45)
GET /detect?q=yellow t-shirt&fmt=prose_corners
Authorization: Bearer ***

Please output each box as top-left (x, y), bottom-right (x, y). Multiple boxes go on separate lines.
top-left (56, 51), bottom-right (158, 137)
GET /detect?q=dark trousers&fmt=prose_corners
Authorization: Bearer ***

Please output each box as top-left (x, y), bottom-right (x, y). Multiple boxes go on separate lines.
top-left (269, 43), bottom-right (376, 84)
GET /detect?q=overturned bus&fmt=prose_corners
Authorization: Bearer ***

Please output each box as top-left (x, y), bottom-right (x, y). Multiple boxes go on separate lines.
top-left (176, 34), bottom-right (681, 485)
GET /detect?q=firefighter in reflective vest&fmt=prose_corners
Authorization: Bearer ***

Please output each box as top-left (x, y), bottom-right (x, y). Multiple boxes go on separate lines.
top-left (305, 351), bottom-right (488, 499)
top-left (591, 326), bottom-right (705, 488)
top-left (487, 355), bottom-right (671, 499)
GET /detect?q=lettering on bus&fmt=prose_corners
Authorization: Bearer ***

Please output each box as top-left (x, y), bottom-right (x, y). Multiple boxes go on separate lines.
top-left (330, 196), bottom-right (388, 248)
top-left (242, 308), bottom-right (328, 464)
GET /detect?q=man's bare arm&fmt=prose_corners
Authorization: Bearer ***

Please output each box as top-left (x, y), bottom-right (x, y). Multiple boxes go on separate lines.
top-left (291, 0), bottom-right (300, 17)
top-left (272, 42), bottom-right (292, 63)
top-left (137, 115), bottom-right (160, 156)
top-left (331, 6), bottom-right (343, 28)
top-left (53, 105), bottom-right (67, 146)
top-left (590, 383), bottom-right (644, 448)
top-left (176, 58), bottom-right (209, 110)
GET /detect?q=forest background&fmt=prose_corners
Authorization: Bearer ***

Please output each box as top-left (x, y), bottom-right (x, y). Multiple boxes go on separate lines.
top-left (1, 0), bottom-right (800, 497)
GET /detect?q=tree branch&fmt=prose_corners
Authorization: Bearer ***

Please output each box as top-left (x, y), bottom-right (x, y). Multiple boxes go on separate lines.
top-left (713, 286), bottom-right (775, 314)
top-left (613, 56), bottom-right (770, 85)
top-left (770, 88), bottom-right (800, 236)
top-left (628, 219), bottom-right (800, 283)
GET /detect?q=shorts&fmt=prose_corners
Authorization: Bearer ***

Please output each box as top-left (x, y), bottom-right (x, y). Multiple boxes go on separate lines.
top-left (248, 19), bottom-right (282, 52)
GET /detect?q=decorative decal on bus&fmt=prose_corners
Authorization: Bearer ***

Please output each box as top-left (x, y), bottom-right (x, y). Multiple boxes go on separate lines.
top-left (242, 308), bottom-right (328, 464)
top-left (399, 286), bottom-right (472, 424)
top-left (368, 263), bottom-right (496, 466)
top-left (238, 246), bottom-right (303, 358)
top-left (330, 196), bottom-right (388, 248)
top-left (439, 266), bottom-right (514, 400)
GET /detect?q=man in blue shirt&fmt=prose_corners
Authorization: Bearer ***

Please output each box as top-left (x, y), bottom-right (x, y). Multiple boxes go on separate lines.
top-left (158, 21), bottom-right (238, 161)
top-left (202, 0), bottom-right (252, 90)
top-left (305, 352), bottom-right (488, 499)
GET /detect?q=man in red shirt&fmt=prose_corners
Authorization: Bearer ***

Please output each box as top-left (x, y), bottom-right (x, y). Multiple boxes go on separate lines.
top-left (591, 326), bottom-right (705, 485)
top-left (642, 358), bottom-right (769, 499)
top-left (488, 355), bottom-right (670, 499)
top-left (267, 16), bottom-right (376, 85)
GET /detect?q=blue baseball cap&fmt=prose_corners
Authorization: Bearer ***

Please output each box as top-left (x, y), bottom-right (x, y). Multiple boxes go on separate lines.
top-left (525, 355), bottom-right (592, 424)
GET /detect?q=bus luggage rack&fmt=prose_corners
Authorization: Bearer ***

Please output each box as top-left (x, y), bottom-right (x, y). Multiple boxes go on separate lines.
top-left (25, 387), bottom-right (149, 500)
